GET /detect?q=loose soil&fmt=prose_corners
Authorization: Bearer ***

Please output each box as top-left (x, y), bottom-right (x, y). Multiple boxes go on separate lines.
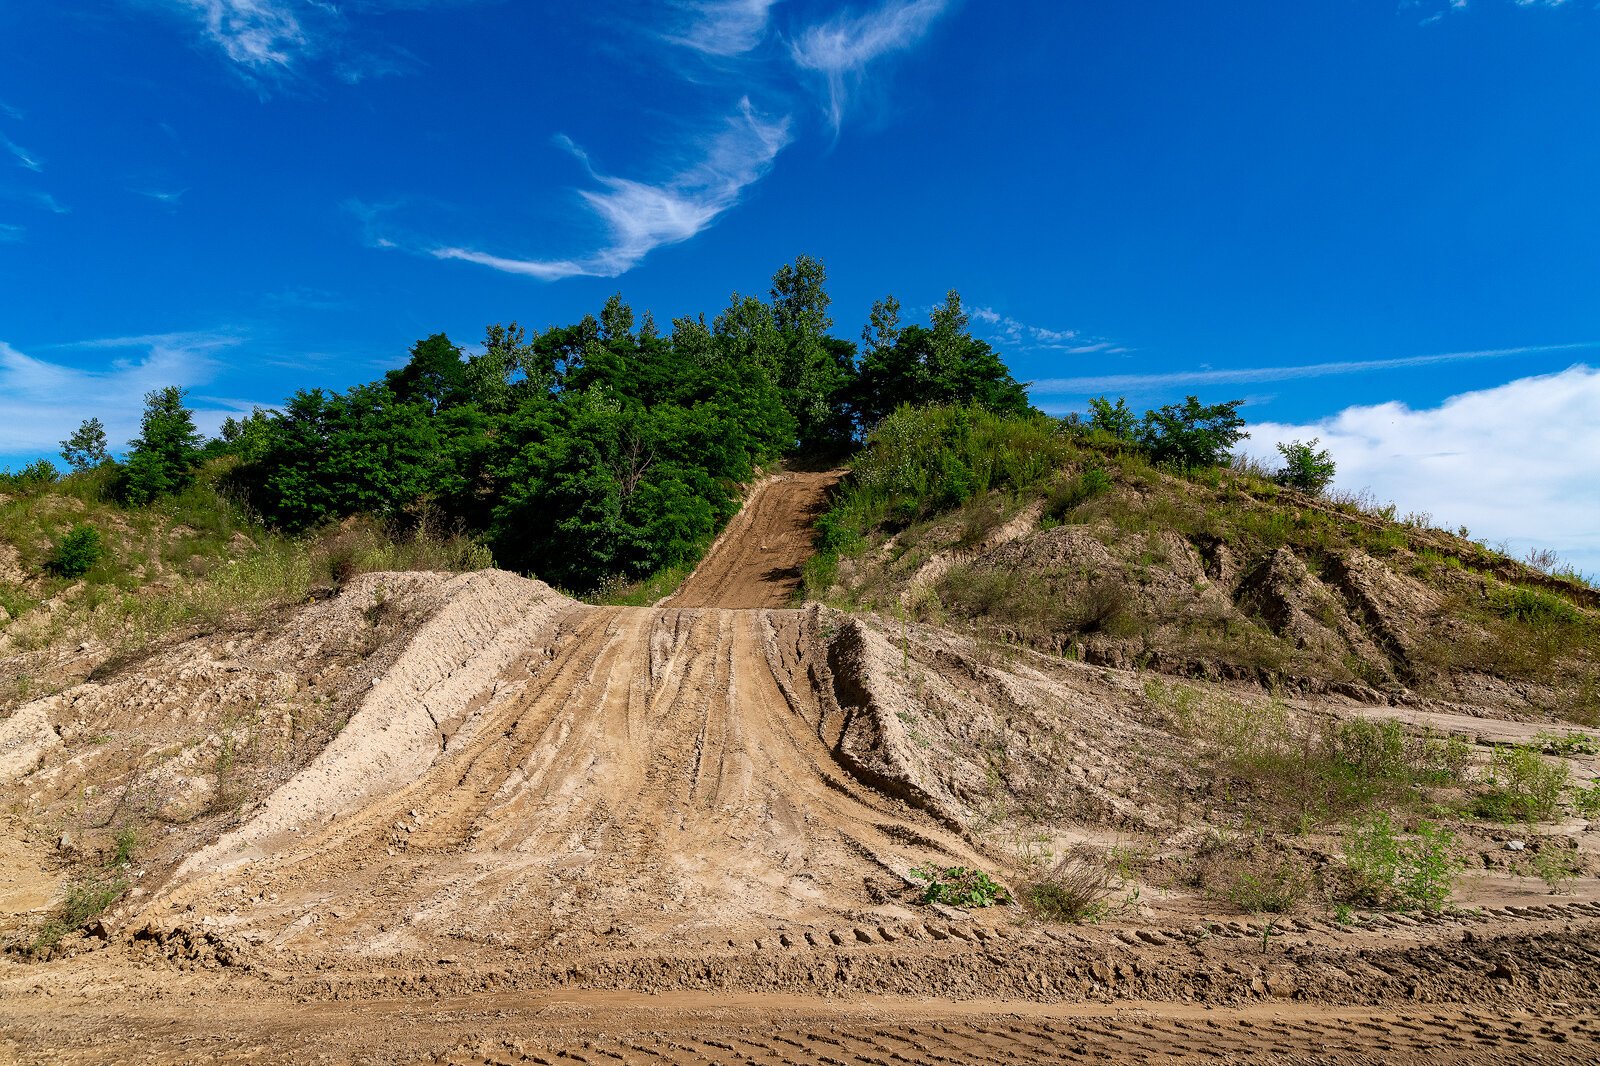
top-left (2, 474), bottom-right (1598, 1064)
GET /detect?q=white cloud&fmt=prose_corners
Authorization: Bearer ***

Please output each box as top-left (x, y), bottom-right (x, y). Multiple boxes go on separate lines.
top-left (0, 223), bottom-right (22, 242)
top-left (173, 0), bottom-right (311, 71)
top-left (432, 98), bottom-right (791, 280)
top-left (0, 333), bottom-right (253, 460)
top-left (667, 0), bottom-right (779, 56)
top-left (1029, 341), bottom-right (1599, 397)
top-left (1, 134), bottom-right (42, 172)
top-left (970, 305), bottom-right (1125, 355)
top-left (1242, 365), bottom-right (1600, 578)
top-left (135, 187), bottom-right (189, 206)
top-left (790, 0), bottom-right (951, 128)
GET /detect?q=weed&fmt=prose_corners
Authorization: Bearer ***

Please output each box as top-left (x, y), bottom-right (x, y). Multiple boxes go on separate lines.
top-left (1472, 744), bottom-right (1568, 823)
top-left (1533, 729), bottom-right (1600, 757)
top-left (1532, 848), bottom-right (1580, 894)
top-left (1022, 852), bottom-right (1113, 922)
top-left (1228, 861), bottom-right (1312, 914)
top-left (1572, 782), bottom-right (1600, 820)
top-left (30, 875), bottom-right (127, 954)
top-left (1341, 813), bottom-right (1457, 912)
top-left (109, 827), bottom-right (138, 867)
top-left (910, 865), bottom-right (1011, 908)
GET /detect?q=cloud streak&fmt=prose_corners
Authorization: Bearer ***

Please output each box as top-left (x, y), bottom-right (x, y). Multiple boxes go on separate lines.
top-left (790, 0), bottom-right (951, 128)
top-left (970, 306), bottom-right (1127, 355)
top-left (432, 98), bottom-right (791, 280)
top-left (172, 0), bottom-right (311, 71)
top-left (1029, 341), bottom-right (1600, 396)
top-left (667, 0), bottom-right (779, 56)
top-left (1242, 364), bottom-right (1600, 576)
top-left (2, 134), bottom-right (42, 172)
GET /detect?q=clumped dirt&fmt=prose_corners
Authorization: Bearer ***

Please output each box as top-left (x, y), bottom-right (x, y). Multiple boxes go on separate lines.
top-left (3, 475), bottom-right (1599, 1064)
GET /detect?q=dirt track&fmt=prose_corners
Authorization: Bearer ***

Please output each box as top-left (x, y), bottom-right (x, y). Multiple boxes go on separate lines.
top-left (660, 469), bottom-right (841, 609)
top-left (4, 471), bottom-right (1600, 1064)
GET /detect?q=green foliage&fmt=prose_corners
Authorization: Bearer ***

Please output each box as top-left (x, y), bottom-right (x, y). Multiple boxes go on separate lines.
top-left (31, 874), bottom-right (127, 954)
top-left (1572, 782), bottom-right (1600, 819)
top-left (910, 865), bottom-right (1011, 908)
top-left (1472, 743), bottom-right (1569, 823)
top-left (120, 386), bottom-right (204, 505)
top-left (1273, 438), bottom-right (1336, 495)
top-left (110, 827), bottom-right (139, 868)
top-left (1533, 848), bottom-right (1580, 894)
top-left (1045, 465), bottom-right (1112, 521)
top-left (1137, 396), bottom-right (1248, 469)
top-left (1489, 585), bottom-right (1582, 627)
top-left (1341, 813), bottom-right (1457, 912)
top-left (45, 523), bottom-right (105, 578)
top-left (1087, 396), bottom-right (1140, 442)
top-left (60, 417), bottom-right (112, 471)
top-left (0, 458), bottom-right (59, 490)
top-left (850, 290), bottom-right (1030, 431)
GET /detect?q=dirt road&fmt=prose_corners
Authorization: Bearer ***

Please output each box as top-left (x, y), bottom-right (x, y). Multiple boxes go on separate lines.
top-left (660, 468), bottom-right (841, 609)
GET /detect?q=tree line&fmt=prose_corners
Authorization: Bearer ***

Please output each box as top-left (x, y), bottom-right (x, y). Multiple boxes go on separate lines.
top-left (29, 255), bottom-right (1331, 591)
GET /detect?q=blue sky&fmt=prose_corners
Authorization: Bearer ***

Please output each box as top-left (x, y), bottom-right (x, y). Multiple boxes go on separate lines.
top-left (1, 0), bottom-right (1597, 570)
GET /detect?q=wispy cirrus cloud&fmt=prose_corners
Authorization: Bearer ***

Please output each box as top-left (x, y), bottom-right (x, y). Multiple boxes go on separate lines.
top-left (171, 0), bottom-right (312, 71)
top-left (970, 306), bottom-right (1127, 355)
top-left (0, 223), bottom-right (23, 243)
top-left (0, 332), bottom-right (252, 459)
top-left (1412, 0), bottom-right (1576, 27)
top-left (790, 0), bottom-right (952, 128)
top-left (667, 0), bottom-right (780, 56)
top-left (2, 133), bottom-right (42, 172)
top-left (431, 98), bottom-right (791, 280)
top-left (1028, 341), bottom-right (1600, 397)
top-left (135, 187), bottom-right (189, 206)
top-left (1242, 365), bottom-right (1600, 576)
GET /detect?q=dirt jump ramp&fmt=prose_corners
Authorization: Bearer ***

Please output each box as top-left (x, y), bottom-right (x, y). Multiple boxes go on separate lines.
top-left (144, 570), bottom-right (980, 960)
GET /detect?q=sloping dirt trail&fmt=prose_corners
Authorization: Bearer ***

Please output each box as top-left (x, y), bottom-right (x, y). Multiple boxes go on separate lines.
top-left (660, 468), bottom-right (842, 609)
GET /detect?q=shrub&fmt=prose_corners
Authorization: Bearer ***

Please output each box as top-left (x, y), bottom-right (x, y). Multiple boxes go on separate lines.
top-left (1472, 743), bottom-right (1568, 823)
top-left (1273, 439), bottom-right (1337, 495)
top-left (1533, 848), bottom-right (1579, 894)
top-left (1573, 782), bottom-right (1600, 820)
top-left (45, 523), bottom-right (105, 578)
top-left (1228, 861), bottom-right (1312, 914)
top-left (1342, 813), bottom-right (1457, 912)
top-left (1490, 585), bottom-right (1582, 627)
top-left (1023, 852), bottom-right (1112, 922)
top-left (910, 865), bottom-right (1010, 908)
top-left (1045, 465), bottom-right (1112, 521)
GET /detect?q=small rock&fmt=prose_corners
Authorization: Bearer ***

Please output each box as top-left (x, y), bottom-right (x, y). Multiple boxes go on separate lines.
top-left (1506, 840), bottom-right (1526, 852)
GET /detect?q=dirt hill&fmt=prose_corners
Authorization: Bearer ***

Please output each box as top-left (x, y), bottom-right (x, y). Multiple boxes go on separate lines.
top-left (2, 470), bottom-right (1599, 1063)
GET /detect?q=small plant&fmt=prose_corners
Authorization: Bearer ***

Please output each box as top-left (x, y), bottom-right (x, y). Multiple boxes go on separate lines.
top-left (1022, 852), bottom-right (1112, 922)
top-left (910, 865), bottom-right (1011, 908)
top-left (1472, 744), bottom-right (1569, 823)
top-left (1228, 861), bottom-right (1312, 914)
top-left (1489, 585), bottom-right (1581, 627)
top-left (1533, 847), bottom-right (1580, 894)
top-left (1342, 813), bottom-right (1457, 912)
top-left (1572, 782), bottom-right (1600, 820)
top-left (109, 827), bottom-right (138, 868)
top-left (1045, 465), bottom-right (1112, 520)
top-left (30, 874), bottom-right (127, 954)
top-left (1534, 730), bottom-right (1600, 757)
top-left (45, 523), bottom-right (106, 579)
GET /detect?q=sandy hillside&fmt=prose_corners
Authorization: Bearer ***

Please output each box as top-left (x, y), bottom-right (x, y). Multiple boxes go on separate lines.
top-left (2, 472), bottom-right (1599, 1064)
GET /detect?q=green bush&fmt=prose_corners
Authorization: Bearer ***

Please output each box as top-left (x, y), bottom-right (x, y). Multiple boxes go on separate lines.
top-left (1342, 813), bottom-right (1457, 912)
top-left (1273, 438), bottom-right (1337, 495)
top-left (1472, 743), bottom-right (1568, 823)
top-left (910, 865), bottom-right (1011, 908)
top-left (1045, 465), bottom-right (1112, 521)
top-left (1228, 861), bottom-right (1312, 914)
top-left (1490, 585), bottom-right (1582, 627)
top-left (45, 523), bottom-right (106, 578)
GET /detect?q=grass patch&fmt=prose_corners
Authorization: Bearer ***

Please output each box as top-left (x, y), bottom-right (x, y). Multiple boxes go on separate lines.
top-left (1021, 850), bottom-right (1114, 922)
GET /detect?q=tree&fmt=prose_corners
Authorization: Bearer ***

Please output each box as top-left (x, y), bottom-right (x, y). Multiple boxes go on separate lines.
top-left (851, 290), bottom-right (1030, 431)
top-left (60, 417), bottom-right (111, 471)
top-left (1137, 396), bottom-right (1248, 469)
top-left (1086, 397), bottom-right (1139, 442)
top-left (121, 386), bottom-right (204, 504)
top-left (1274, 438), bottom-right (1337, 494)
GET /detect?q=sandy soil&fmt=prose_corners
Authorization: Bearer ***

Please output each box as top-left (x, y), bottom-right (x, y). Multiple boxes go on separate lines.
top-left (3, 472), bottom-right (1599, 1064)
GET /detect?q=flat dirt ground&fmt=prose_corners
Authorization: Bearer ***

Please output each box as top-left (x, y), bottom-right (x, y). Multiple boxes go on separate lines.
top-left (2, 470), bottom-right (1598, 1064)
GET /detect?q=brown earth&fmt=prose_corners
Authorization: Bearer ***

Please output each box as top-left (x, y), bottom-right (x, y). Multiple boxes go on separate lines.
top-left (659, 468), bottom-right (842, 609)
top-left (2, 473), bottom-right (1599, 1064)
